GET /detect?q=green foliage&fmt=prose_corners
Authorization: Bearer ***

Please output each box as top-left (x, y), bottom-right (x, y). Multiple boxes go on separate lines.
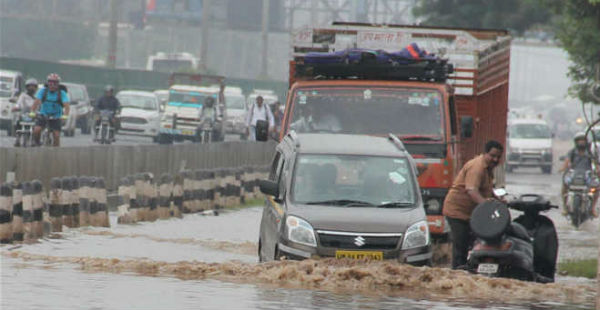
top-left (558, 258), bottom-right (598, 279)
top-left (543, 0), bottom-right (600, 103)
top-left (412, 0), bottom-right (553, 34)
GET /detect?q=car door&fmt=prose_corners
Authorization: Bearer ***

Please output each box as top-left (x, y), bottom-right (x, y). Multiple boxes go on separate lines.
top-left (260, 149), bottom-right (286, 259)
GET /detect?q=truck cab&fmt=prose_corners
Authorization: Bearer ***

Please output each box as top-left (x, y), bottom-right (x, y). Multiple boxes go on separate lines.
top-left (280, 22), bottom-right (511, 240)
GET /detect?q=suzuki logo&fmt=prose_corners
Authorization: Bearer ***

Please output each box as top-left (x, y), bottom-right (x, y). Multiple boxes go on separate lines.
top-left (354, 236), bottom-right (365, 247)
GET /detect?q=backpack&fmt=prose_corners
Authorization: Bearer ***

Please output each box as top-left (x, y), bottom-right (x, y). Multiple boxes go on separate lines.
top-left (41, 84), bottom-right (68, 107)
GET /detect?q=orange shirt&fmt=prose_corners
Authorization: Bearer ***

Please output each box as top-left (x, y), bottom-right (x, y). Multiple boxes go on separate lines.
top-left (443, 154), bottom-right (494, 221)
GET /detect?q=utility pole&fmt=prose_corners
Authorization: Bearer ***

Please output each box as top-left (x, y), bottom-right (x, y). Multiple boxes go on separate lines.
top-left (107, 0), bottom-right (119, 68)
top-left (260, 0), bottom-right (270, 79)
top-left (200, 0), bottom-right (210, 71)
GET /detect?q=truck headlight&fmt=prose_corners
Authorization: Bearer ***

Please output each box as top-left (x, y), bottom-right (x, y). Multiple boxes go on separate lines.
top-left (402, 220), bottom-right (430, 250)
top-left (286, 215), bottom-right (317, 247)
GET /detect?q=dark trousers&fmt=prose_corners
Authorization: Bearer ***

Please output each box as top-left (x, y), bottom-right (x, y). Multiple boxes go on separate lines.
top-left (447, 217), bottom-right (473, 269)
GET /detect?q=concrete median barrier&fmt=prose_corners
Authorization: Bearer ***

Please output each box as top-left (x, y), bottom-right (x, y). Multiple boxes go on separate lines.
top-left (0, 183), bottom-right (12, 243)
top-left (0, 142), bottom-right (276, 191)
top-left (11, 182), bottom-right (23, 242)
top-left (31, 180), bottom-right (44, 237)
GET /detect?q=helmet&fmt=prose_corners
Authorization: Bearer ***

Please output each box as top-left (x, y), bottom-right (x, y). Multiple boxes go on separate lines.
top-left (25, 78), bottom-right (38, 86)
top-left (46, 73), bottom-right (61, 82)
top-left (104, 85), bottom-right (114, 92)
top-left (574, 132), bottom-right (587, 142)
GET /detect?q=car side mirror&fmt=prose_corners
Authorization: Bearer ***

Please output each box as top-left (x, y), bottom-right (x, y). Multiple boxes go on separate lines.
top-left (255, 119), bottom-right (269, 142)
top-left (259, 179), bottom-right (279, 197)
top-left (460, 116), bottom-right (474, 139)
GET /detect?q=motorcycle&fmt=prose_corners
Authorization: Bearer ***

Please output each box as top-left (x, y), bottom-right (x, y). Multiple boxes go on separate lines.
top-left (94, 110), bottom-right (115, 145)
top-left (563, 169), bottom-right (598, 228)
top-left (13, 112), bottom-right (35, 147)
top-left (198, 110), bottom-right (215, 144)
top-left (466, 193), bottom-right (558, 283)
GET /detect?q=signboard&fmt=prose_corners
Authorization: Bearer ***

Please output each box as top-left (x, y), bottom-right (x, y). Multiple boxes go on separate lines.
top-left (356, 31), bottom-right (408, 50)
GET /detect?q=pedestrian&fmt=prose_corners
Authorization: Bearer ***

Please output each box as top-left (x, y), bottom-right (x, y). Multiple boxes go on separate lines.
top-left (245, 95), bottom-right (274, 141)
top-left (442, 140), bottom-right (504, 269)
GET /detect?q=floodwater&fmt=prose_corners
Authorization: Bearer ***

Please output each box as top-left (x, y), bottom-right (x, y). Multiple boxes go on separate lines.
top-left (1, 140), bottom-right (598, 310)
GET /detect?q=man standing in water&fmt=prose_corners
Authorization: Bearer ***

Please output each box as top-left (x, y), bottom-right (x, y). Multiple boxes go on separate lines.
top-left (442, 140), bottom-right (504, 269)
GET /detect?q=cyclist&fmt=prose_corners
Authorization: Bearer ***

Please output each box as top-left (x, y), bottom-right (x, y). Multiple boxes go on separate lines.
top-left (32, 73), bottom-right (70, 147)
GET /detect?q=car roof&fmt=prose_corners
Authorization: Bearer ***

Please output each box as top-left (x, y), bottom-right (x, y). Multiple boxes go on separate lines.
top-left (509, 118), bottom-right (548, 125)
top-left (170, 84), bottom-right (219, 93)
top-left (116, 90), bottom-right (156, 97)
top-left (62, 82), bottom-right (85, 88)
top-left (288, 133), bottom-right (407, 157)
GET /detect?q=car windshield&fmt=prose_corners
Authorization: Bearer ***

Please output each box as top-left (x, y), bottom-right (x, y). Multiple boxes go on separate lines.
top-left (226, 95), bottom-right (246, 110)
top-left (152, 59), bottom-right (194, 73)
top-left (169, 91), bottom-right (215, 107)
top-left (292, 154), bottom-right (416, 206)
top-left (510, 123), bottom-right (551, 139)
top-left (117, 94), bottom-right (157, 111)
top-left (0, 76), bottom-right (14, 98)
top-left (288, 87), bottom-right (444, 138)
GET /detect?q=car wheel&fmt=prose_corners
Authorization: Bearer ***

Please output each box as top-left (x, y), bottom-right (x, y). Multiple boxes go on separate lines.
top-left (6, 126), bottom-right (14, 137)
top-left (541, 166), bottom-right (552, 174)
top-left (158, 133), bottom-right (172, 144)
top-left (81, 116), bottom-right (91, 135)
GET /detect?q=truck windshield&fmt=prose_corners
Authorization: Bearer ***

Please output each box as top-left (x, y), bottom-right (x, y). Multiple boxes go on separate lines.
top-left (288, 87), bottom-right (444, 138)
top-left (292, 154), bottom-right (415, 206)
top-left (510, 124), bottom-right (551, 139)
top-left (169, 91), bottom-right (215, 107)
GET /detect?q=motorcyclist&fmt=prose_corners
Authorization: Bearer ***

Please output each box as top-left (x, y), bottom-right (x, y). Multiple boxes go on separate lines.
top-left (560, 132), bottom-right (599, 217)
top-left (94, 85), bottom-right (121, 139)
top-left (12, 78), bottom-right (38, 146)
top-left (32, 73), bottom-right (70, 147)
top-left (200, 96), bottom-right (217, 120)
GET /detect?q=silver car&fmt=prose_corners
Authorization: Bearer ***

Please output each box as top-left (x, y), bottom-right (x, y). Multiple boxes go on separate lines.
top-left (258, 133), bottom-right (432, 265)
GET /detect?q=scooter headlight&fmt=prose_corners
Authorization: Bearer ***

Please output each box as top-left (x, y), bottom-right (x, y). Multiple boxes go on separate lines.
top-left (402, 220), bottom-right (430, 250)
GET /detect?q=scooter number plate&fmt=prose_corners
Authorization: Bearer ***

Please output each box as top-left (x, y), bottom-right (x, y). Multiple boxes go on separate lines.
top-left (477, 263), bottom-right (499, 274)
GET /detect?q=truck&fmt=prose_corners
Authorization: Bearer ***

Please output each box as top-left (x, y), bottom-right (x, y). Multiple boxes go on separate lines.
top-left (157, 73), bottom-right (226, 144)
top-left (146, 52), bottom-right (200, 73)
top-left (280, 22), bottom-right (511, 243)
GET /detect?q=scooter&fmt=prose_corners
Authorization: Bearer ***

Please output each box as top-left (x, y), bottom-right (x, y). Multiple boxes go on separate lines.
top-left (466, 193), bottom-right (558, 283)
top-left (199, 115), bottom-right (214, 144)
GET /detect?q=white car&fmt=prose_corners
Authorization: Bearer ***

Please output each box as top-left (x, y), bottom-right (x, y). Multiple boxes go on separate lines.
top-left (223, 87), bottom-right (247, 138)
top-left (0, 70), bottom-right (24, 136)
top-left (116, 90), bottom-right (162, 140)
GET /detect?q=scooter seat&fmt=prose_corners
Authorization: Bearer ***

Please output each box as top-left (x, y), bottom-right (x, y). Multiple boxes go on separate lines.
top-left (508, 222), bottom-right (531, 241)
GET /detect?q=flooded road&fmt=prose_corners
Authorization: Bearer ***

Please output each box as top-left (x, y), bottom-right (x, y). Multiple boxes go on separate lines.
top-left (2, 141), bottom-right (598, 310)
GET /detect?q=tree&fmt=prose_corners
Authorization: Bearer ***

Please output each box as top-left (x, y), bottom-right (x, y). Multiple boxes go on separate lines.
top-left (412, 0), bottom-right (554, 34)
top-left (543, 0), bottom-right (600, 103)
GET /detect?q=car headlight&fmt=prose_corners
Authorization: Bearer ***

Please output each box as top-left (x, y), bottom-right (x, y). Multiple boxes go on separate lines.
top-left (402, 220), bottom-right (430, 250)
top-left (286, 215), bottom-right (317, 247)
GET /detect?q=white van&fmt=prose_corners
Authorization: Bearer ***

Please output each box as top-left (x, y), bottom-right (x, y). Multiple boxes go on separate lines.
top-left (223, 86), bottom-right (247, 139)
top-left (0, 70), bottom-right (24, 135)
top-left (506, 118), bottom-right (553, 174)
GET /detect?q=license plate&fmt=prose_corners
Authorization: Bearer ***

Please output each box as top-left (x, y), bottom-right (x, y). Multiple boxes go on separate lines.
top-left (181, 130), bottom-right (195, 136)
top-left (335, 250), bottom-right (383, 260)
top-left (477, 263), bottom-right (499, 274)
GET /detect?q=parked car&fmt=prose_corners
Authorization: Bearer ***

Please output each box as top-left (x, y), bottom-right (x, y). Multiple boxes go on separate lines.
top-left (0, 70), bottom-right (24, 136)
top-left (506, 118), bottom-right (553, 173)
top-left (223, 86), bottom-right (247, 139)
top-left (116, 90), bottom-right (162, 140)
top-left (258, 132), bottom-right (432, 265)
top-left (63, 82), bottom-right (93, 134)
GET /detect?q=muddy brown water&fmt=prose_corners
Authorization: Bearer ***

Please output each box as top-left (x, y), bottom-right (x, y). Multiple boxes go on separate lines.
top-left (1, 140), bottom-right (599, 309)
